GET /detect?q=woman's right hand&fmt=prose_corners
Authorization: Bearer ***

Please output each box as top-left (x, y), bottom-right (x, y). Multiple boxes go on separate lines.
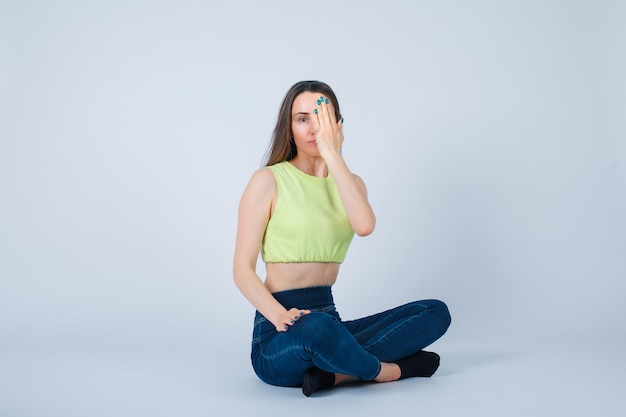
top-left (276, 308), bottom-right (311, 332)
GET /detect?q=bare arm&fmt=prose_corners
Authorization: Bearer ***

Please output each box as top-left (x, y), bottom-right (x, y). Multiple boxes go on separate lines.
top-left (232, 168), bottom-right (309, 331)
top-left (313, 98), bottom-right (376, 236)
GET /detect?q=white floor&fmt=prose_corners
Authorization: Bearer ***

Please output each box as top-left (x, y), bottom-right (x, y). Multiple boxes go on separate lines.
top-left (2, 334), bottom-right (623, 417)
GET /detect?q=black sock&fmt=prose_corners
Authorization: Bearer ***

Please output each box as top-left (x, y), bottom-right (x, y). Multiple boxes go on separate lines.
top-left (302, 367), bottom-right (335, 397)
top-left (395, 351), bottom-right (440, 379)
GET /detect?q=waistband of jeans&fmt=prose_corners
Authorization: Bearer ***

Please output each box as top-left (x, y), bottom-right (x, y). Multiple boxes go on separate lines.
top-left (271, 285), bottom-right (334, 310)
top-left (253, 286), bottom-right (336, 327)
top-left (252, 286), bottom-right (337, 344)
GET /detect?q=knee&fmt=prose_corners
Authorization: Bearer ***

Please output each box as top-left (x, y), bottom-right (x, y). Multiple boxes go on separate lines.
top-left (298, 312), bottom-right (339, 334)
top-left (425, 299), bottom-right (452, 331)
top-left (295, 312), bottom-right (344, 346)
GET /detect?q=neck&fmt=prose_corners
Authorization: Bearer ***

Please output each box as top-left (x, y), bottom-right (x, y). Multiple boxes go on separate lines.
top-left (289, 155), bottom-right (328, 178)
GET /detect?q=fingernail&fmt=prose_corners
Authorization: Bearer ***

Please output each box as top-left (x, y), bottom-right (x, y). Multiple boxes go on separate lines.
top-left (341, 117), bottom-right (344, 123)
top-left (290, 320), bottom-right (295, 324)
top-left (283, 325), bottom-right (288, 330)
top-left (294, 316), bottom-right (299, 319)
top-left (314, 109), bottom-right (318, 114)
top-left (300, 311), bottom-right (305, 315)
top-left (325, 98), bottom-right (329, 104)
top-left (319, 96), bottom-right (324, 100)
top-left (316, 100), bottom-right (321, 105)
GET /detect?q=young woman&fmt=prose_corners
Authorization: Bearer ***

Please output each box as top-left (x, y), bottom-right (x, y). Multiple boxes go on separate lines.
top-left (233, 80), bottom-right (451, 396)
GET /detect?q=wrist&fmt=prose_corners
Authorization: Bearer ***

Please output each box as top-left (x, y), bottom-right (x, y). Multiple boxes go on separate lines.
top-left (268, 307), bottom-right (288, 328)
top-left (320, 147), bottom-right (342, 163)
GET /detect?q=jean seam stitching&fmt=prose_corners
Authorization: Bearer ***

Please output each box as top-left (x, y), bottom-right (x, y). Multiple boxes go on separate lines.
top-left (361, 314), bottom-right (422, 352)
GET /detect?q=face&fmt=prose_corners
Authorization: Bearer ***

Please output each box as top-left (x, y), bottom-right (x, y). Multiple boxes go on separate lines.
top-left (290, 91), bottom-right (334, 156)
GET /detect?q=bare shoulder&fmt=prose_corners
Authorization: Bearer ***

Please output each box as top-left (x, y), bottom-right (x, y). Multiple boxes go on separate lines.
top-left (242, 167), bottom-right (276, 202)
top-left (249, 166), bottom-right (276, 189)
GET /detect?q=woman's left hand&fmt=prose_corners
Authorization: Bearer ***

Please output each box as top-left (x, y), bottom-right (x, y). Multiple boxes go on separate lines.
top-left (312, 96), bottom-right (343, 158)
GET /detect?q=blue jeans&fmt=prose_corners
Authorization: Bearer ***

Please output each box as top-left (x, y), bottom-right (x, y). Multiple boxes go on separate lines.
top-left (251, 286), bottom-right (451, 387)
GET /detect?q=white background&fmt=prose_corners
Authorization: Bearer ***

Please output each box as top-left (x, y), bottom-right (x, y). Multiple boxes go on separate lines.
top-left (1, 1), bottom-right (625, 416)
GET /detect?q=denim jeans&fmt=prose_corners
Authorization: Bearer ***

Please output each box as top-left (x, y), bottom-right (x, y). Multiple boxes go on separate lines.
top-left (251, 286), bottom-right (451, 387)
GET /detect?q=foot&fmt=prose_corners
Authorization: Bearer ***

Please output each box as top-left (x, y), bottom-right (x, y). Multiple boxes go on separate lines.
top-left (302, 367), bottom-right (335, 397)
top-left (395, 351), bottom-right (440, 379)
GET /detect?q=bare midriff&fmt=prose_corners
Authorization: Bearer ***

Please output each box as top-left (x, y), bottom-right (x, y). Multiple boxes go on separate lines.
top-left (264, 262), bottom-right (341, 293)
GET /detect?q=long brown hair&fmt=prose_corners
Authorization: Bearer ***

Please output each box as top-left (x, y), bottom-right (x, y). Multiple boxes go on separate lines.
top-left (264, 81), bottom-right (342, 166)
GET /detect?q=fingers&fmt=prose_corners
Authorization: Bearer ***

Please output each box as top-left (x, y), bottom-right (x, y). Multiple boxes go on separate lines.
top-left (312, 102), bottom-right (321, 133)
top-left (316, 96), bottom-right (336, 126)
top-left (279, 311), bottom-right (303, 331)
top-left (313, 97), bottom-right (325, 134)
top-left (277, 308), bottom-right (311, 332)
top-left (313, 96), bottom-right (342, 152)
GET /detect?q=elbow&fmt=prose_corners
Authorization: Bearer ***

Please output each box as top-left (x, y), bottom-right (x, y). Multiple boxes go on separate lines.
top-left (232, 269), bottom-right (249, 294)
top-left (353, 216), bottom-right (376, 237)
top-left (232, 258), bottom-right (257, 290)
top-left (232, 267), bottom-right (241, 289)
top-left (232, 263), bottom-right (247, 289)
top-left (355, 225), bottom-right (375, 237)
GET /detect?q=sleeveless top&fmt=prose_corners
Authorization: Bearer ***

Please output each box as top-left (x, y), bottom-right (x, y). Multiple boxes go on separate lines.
top-left (261, 161), bottom-right (354, 263)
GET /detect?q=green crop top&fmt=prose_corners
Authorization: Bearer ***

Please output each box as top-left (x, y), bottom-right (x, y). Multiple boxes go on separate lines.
top-left (261, 161), bottom-right (355, 263)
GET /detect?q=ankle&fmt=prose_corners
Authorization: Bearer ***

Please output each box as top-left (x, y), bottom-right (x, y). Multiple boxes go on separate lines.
top-left (302, 367), bottom-right (335, 397)
top-left (375, 362), bottom-right (401, 383)
top-left (334, 373), bottom-right (352, 385)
